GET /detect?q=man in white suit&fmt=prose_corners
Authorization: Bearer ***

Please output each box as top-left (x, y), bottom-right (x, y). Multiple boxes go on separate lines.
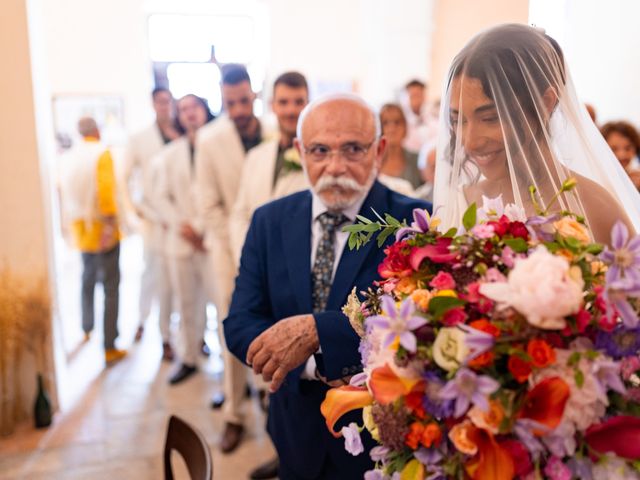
top-left (195, 64), bottom-right (268, 453)
top-left (230, 71), bottom-right (310, 265)
top-left (156, 94), bottom-right (215, 385)
top-left (229, 71), bottom-right (309, 479)
top-left (124, 87), bottom-right (180, 361)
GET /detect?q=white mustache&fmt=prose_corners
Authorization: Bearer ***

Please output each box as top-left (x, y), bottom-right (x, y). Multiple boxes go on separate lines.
top-left (314, 175), bottom-right (365, 194)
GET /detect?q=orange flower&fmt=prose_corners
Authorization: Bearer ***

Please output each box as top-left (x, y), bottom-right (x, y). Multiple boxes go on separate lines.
top-left (518, 377), bottom-right (570, 433)
top-left (405, 422), bottom-right (424, 449)
top-left (449, 420), bottom-right (479, 455)
top-left (320, 386), bottom-right (373, 438)
top-left (421, 422), bottom-right (442, 448)
top-left (526, 339), bottom-right (556, 368)
top-left (468, 319), bottom-right (500, 368)
top-left (411, 289), bottom-right (432, 311)
top-left (508, 355), bottom-right (532, 383)
top-left (469, 318), bottom-right (501, 337)
top-left (468, 399), bottom-right (505, 434)
top-left (465, 427), bottom-right (515, 480)
top-left (396, 277), bottom-right (418, 294)
top-left (369, 363), bottom-right (423, 405)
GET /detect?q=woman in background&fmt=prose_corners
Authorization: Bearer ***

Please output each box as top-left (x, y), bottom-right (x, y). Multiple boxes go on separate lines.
top-left (601, 120), bottom-right (640, 189)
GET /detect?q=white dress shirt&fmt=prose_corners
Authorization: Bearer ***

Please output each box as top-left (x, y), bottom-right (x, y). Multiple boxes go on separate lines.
top-left (303, 190), bottom-right (367, 379)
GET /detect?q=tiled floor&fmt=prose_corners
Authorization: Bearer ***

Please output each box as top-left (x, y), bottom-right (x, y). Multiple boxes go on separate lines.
top-left (0, 236), bottom-right (276, 479)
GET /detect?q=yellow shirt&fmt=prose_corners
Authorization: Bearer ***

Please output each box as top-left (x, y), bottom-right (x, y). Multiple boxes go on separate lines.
top-left (71, 139), bottom-right (121, 252)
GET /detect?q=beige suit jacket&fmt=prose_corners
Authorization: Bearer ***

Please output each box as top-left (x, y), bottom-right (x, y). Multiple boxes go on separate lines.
top-left (229, 138), bottom-right (309, 264)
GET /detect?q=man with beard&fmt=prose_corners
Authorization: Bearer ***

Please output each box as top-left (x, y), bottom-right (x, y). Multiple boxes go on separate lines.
top-left (224, 95), bottom-right (430, 479)
top-left (195, 64), bottom-right (269, 453)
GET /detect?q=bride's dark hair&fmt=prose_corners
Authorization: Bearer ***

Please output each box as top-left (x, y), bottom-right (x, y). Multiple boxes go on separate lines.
top-left (445, 24), bottom-right (567, 185)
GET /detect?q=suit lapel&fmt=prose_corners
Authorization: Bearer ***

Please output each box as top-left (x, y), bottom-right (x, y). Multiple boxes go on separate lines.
top-left (326, 181), bottom-right (388, 310)
top-left (282, 191), bottom-right (313, 313)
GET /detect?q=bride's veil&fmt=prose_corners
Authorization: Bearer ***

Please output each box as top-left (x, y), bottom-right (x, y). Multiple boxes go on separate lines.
top-left (432, 23), bottom-right (640, 243)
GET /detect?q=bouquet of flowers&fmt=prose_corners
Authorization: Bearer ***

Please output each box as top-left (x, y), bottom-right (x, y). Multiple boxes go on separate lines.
top-left (321, 180), bottom-right (640, 479)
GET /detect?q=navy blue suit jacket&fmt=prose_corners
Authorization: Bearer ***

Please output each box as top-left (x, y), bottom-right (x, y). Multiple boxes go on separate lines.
top-left (224, 181), bottom-right (431, 479)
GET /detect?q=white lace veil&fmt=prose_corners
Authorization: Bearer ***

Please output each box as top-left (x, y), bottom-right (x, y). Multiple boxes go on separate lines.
top-left (433, 23), bottom-right (640, 244)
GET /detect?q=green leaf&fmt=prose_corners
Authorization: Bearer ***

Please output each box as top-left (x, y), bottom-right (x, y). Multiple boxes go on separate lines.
top-left (585, 244), bottom-right (604, 255)
top-left (503, 237), bottom-right (528, 253)
top-left (574, 369), bottom-right (585, 388)
top-left (342, 224), bottom-right (365, 233)
top-left (443, 227), bottom-right (458, 238)
top-left (355, 214), bottom-right (373, 224)
top-left (462, 202), bottom-right (477, 231)
top-left (348, 232), bottom-right (358, 250)
top-left (384, 213), bottom-right (402, 227)
top-left (361, 222), bottom-right (381, 233)
top-left (567, 351), bottom-right (581, 367)
top-left (428, 296), bottom-right (467, 320)
top-left (377, 227), bottom-right (394, 247)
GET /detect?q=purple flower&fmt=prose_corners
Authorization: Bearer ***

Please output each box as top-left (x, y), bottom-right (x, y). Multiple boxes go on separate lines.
top-left (369, 446), bottom-right (390, 463)
top-left (566, 458), bottom-right (594, 480)
top-left (414, 446), bottom-right (443, 465)
top-left (592, 358), bottom-right (626, 397)
top-left (544, 456), bottom-right (572, 480)
top-left (341, 422), bottom-right (364, 456)
top-left (457, 323), bottom-right (496, 362)
top-left (604, 277), bottom-right (640, 328)
top-left (601, 221), bottom-right (640, 284)
top-left (349, 372), bottom-right (367, 386)
top-left (396, 208), bottom-right (433, 241)
top-left (513, 419), bottom-right (547, 459)
top-left (526, 214), bottom-right (560, 242)
top-left (595, 325), bottom-right (640, 359)
top-left (366, 296), bottom-right (428, 352)
top-left (423, 371), bottom-right (454, 419)
top-left (364, 470), bottom-right (386, 480)
top-left (437, 368), bottom-right (499, 418)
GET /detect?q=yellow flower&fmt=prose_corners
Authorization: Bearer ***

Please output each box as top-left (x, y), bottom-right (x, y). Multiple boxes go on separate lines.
top-left (362, 406), bottom-right (380, 441)
top-left (283, 147), bottom-right (301, 164)
top-left (435, 289), bottom-right (457, 298)
top-left (448, 420), bottom-right (478, 455)
top-left (553, 217), bottom-right (591, 245)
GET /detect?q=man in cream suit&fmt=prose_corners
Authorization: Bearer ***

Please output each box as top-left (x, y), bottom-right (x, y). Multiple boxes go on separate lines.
top-left (124, 87), bottom-right (180, 360)
top-left (195, 64), bottom-right (268, 453)
top-left (230, 71), bottom-right (310, 265)
top-left (156, 95), bottom-right (215, 385)
top-left (229, 71), bottom-right (309, 480)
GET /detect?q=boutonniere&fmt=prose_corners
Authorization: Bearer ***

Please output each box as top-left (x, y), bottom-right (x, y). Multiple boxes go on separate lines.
top-left (282, 147), bottom-right (303, 173)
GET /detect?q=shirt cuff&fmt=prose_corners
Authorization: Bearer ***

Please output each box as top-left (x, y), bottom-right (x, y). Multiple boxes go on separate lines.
top-left (300, 355), bottom-right (318, 380)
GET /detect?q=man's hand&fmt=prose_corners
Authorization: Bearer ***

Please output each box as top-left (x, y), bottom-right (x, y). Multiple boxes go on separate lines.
top-left (180, 223), bottom-right (206, 252)
top-left (247, 314), bottom-right (319, 393)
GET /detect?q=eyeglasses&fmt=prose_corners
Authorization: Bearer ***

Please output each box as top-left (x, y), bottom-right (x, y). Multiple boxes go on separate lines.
top-left (303, 141), bottom-right (376, 163)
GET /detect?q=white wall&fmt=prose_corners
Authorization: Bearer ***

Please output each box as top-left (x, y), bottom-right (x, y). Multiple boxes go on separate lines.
top-left (38, 0), bottom-right (434, 137)
top-left (430, 0), bottom-right (530, 98)
top-left (530, 0), bottom-right (640, 127)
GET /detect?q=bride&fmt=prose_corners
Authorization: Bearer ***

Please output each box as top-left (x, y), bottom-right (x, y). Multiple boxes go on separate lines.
top-left (433, 24), bottom-right (640, 243)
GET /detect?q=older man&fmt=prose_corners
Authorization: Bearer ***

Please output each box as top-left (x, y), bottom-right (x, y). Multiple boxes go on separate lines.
top-left (224, 95), bottom-right (431, 479)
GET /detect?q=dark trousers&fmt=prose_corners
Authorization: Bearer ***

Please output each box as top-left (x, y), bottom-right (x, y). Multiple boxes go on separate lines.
top-left (81, 244), bottom-right (120, 349)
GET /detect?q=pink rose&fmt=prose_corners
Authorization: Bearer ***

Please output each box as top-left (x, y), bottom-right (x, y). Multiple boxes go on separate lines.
top-left (429, 271), bottom-right (456, 290)
top-left (442, 307), bottom-right (468, 326)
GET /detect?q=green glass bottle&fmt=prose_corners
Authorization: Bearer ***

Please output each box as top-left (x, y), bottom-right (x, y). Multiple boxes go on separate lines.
top-left (34, 374), bottom-right (52, 428)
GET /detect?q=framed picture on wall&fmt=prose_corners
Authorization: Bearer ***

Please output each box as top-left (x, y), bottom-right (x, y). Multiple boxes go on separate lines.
top-left (51, 94), bottom-right (126, 153)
